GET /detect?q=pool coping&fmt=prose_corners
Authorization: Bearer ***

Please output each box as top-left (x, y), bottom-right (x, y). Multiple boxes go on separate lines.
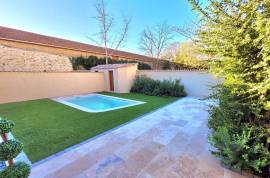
top-left (52, 93), bottom-right (146, 113)
top-left (31, 96), bottom-right (183, 168)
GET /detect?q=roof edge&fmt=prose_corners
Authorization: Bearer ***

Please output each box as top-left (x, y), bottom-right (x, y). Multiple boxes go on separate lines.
top-left (0, 26), bottom-right (156, 62)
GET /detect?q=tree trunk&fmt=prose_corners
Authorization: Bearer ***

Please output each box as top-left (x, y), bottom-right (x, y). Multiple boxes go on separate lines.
top-left (1, 133), bottom-right (14, 166)
top-left (156, 59), bottom-right (159, 70)
top-left (1, 133), bottom-right (8, 142)
top-left (105, 40), bottom-right (108, 64)
top-left (8, 159), bottom-right (13, 166)
top-left (105, 49), bottom-right (108, 64)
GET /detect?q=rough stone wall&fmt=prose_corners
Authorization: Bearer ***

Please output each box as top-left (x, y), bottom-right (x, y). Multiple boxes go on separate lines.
top-left (0, 45), bottom-right (73, 72)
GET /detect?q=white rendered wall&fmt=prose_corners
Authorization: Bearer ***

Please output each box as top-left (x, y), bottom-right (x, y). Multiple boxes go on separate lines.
top-left (138, 70), bottom-right (223, 97)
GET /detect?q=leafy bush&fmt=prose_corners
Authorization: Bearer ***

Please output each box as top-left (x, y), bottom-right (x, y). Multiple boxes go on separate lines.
top-left (130, 76), bottom-right (158, 95)
top-left (207, 86), bottom-right (270, 175)
top-left (131, 76), bottom-right (186, 97)
top-left (173, 61), bottom-right (209, 70)
top-left (70, 56), bottom-right (99, 70)
top-left (0, 119), bottom-right (14, 135)
top-left (189, 0), bottom-right (270, 176)
top-left (0, 162), bottom-right (30, 178)
top-left (210, 125), bottom-right (270, 173)
top-left (0, 118), bottom-right (30, 177)
top-left (0, 140), bottom-right (23, 161)
top-left (137, 62), bottom-right (151, 70)
top-left (153, 80), bottom-right (186, 97)
top-left (161, 60), bottom-right (172, 70)
top-left (70, 56), bottom-right (151, 70)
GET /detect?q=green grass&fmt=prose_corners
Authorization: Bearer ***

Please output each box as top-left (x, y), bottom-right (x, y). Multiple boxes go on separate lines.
top-left (0, 92), bottom-right (177, 163)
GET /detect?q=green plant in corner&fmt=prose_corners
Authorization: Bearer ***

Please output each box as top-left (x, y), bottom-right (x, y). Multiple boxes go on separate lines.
top-left (188, 0), bottom-right (270, 176)
top-left (0, 118), bottom-right (30, 178)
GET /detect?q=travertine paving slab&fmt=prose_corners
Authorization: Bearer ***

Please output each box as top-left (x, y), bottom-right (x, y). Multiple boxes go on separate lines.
top-left (30, 97), bottom-right (246, 178)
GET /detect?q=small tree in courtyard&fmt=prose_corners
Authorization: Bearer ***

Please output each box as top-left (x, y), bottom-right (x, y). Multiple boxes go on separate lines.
top-left (90, 0), bottom-right (132, 64)
top-left (0, 118), bottom-right (30, 178)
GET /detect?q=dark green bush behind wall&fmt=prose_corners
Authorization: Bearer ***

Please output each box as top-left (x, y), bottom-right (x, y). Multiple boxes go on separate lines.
top-left (70, 56), bottom-right (151, 70)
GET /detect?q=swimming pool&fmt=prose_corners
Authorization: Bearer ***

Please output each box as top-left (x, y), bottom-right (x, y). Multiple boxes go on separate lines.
top-left (53, 94), bottom-right (146, 112)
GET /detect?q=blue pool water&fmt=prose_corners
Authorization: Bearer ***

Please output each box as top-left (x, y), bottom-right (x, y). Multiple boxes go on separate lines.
top-left (54, 94), bottom-right (145, 112)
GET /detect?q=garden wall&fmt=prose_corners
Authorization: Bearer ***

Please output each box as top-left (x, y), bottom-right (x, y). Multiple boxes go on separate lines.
top-left (138, 70), bottom-right (222, 97)
top-left (0, 72), bottom-right (105, 104)
top-left (0, 39), bottom-right (154, 66)
top-left (0, 45), bottom-right (73, 72)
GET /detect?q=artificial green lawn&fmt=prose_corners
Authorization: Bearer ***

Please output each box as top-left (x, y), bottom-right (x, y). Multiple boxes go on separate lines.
top-left (0, 92), bottom-right (177, 163)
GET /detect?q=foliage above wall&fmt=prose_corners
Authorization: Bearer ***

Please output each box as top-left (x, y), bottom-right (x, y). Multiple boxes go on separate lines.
top-left (160, 60), bottom-right (209, 70)
top-left (161, 42), bottom-right (210, 70)
top-left (70, 56), bottom-right (151, 70)
top-left (189, 0), bottom-right (270, 176)
top-left (71, 55), bottom-right (208, 71)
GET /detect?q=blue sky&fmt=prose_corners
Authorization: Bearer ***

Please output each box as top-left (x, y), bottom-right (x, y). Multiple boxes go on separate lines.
top-left (0, 0), bottom-right (197, 54)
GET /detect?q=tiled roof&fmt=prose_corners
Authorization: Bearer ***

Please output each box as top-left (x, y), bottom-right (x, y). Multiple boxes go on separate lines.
top-left (91, 63), bottom-right (137, 70)
top-left (0, 26), bottom-right (155, 63)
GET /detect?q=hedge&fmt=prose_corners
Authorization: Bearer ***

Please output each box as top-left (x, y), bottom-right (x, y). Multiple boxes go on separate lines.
top-left (131, 76), bottom-right (186, 97)
top-left (70, 56), bottom-right (151, 70)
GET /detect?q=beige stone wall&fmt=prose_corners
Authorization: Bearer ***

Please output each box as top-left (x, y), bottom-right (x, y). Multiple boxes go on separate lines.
top-left (0, 45), bottom-right (73, 72)
top-left (0, 39), bottom-right (153, 66)
top-left (91, 64), bottom-right (138, 93)
top-left (0, 72), bottom-right (105, 104)
top-left (116, 65), bottom-right (138, 93)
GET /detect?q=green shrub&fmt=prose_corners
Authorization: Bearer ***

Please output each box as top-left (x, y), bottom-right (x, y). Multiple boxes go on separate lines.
top-left (189, 0), bottom-right (270, 176)
top-left (207, 85), bottom-right (270, 176)
top-left (153, 79), bottom-right (186, 97)
top-left (0, 140), bottom-right (23, 161)
top-left (0, 162), bottom-right (30, 178)
top-left (131, 76), bottom-right (186, 97)
top-left (0, 119), bottom-right (14, 135)
top-left (70, 56), bottom-right (151, 70)
top-left (209, 125), bottom-right (270, 173)
top-left (157, 60), bottom-right (209, 70)
top-left (172, 80), bottom-right (186, 97)
top-left (130, 76), bottom-right (158, 95)
top-left (137, 62), bottom-right (151, 70)
top-left (173, 60), bottom-right (209, 70)
top-left (161, 60), bottom-right (172, 70)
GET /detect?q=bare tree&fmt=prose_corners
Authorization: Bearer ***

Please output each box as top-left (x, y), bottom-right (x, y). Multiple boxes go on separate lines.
top-left (139, 22), bottom-right (173, 69)
top-left (161, 42), bottom-right (180, 61)
top-left (172, 19), bottom-right (201, 42)
top-left (90, 0), bottom-right (131, 64)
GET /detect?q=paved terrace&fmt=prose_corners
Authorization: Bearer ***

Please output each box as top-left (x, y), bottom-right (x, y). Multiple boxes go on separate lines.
top-left (30, 97), bottom-right (245, 178)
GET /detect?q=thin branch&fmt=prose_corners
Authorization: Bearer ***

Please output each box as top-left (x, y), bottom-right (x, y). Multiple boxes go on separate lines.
top-left (139, 22), bottom-right (173, 69)
top-left (114, 16), bottom-right (132, 50)
top-left (89, 0), bottom-right (131, 63)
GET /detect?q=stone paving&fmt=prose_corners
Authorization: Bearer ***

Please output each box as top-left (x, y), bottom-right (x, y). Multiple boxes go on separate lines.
top-left (30, 97), bottom-right (246, 178)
